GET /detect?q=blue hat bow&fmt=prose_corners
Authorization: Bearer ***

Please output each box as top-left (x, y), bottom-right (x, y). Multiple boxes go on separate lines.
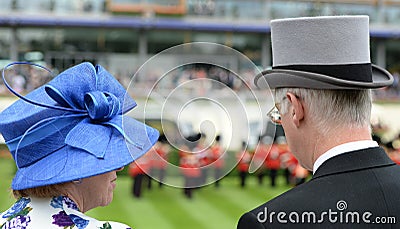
top-left (3, 62), bottom-right (146, 168)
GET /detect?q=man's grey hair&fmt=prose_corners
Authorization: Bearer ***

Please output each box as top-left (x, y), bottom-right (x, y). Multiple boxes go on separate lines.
top-left (274, 88), bottom-right (372, 135)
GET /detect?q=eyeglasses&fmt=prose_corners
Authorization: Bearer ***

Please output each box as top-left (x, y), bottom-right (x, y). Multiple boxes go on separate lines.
top-left (267, 105), bottom-right (282, 125)
top-left (267, 94), bottom-right (299, 125)
top-left (267, 96), bottom-right (290, 125)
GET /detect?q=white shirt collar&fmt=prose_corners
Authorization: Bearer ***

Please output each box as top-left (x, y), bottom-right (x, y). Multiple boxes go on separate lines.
top-left (313, 140), bottom-right (379, 174)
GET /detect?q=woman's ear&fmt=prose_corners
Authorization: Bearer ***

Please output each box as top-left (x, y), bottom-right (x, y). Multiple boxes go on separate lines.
top-left (286, 92), bottom-right (304, 127)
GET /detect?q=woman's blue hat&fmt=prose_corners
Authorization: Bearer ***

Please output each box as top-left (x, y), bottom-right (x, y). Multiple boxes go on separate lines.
top-left (0, 62), bottom-right (159, 190)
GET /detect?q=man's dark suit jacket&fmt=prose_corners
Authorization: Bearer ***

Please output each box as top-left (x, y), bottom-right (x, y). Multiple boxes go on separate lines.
top-left (237, 147), bottom-right (400, 228)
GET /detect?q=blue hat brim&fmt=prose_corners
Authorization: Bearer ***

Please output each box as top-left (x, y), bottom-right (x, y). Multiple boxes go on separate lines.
top-left (11, 116), bottom-right (159, 190)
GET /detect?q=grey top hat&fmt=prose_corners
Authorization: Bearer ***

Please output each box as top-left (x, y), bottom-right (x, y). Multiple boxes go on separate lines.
top-left (255, 15), bottom-right (393, 89)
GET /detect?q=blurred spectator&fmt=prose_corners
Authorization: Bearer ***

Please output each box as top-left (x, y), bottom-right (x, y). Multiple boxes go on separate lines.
top-left (195, 134), bottom-right (212, 185)
top-left (210, 135), bottom-right (224, 188)
top-left (180, 151), bottom-right (201, 199)
top-left (278, 139), bottom-right (293, 185)
top-left (265, 141), bottom-right (280, 187)
top-left (284, 152), bottom-right (299, 185)
top-left (253, 136), bottom-right (272, 186)
top-left (293, 164), bottom-right (309, 186)
top-left (83, 0), bottom-right (93, 12)
top-left (193, 0), bottom-right (215, 16)
top-left (152, 136), bottom-right (170, 188)
top-left (236, 141), bottom-right (251, 188)
top-left (387, 133), bottom-right (400, 165)
top-left (129, 154), bottom-right (151, 198)
top-left (9, 69), bottom-right (26, 94)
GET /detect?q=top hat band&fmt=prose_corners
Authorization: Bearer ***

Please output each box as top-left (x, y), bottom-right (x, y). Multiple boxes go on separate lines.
top-left (273, 63), bottom-right (372, 83)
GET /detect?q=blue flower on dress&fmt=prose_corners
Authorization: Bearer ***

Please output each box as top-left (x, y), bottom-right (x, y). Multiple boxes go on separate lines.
top-left (2, 198), bottom-right (31, 218)
top-left (62, 196), bottom-right (79, 211)
top-left (50, 196), bottom-right (64, 209)
top-left (50, 196), bottom-right (79, 211)
top-left (69, 214), bottom-right (89, 229)
top-left (3, 215), bottom-right (31, 229)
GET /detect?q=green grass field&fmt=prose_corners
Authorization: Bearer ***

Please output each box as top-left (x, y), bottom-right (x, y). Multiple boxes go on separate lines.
top-left (0, 158), bottom-right (291, 228)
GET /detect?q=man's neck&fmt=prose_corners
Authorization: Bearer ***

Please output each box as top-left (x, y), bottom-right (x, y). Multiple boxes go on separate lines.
top-left (310, 125), bottom-right (372, 169)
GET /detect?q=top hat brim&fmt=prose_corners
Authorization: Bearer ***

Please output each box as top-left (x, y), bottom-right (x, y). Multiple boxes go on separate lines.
top-left (255, 64), bottom-right (394, 90)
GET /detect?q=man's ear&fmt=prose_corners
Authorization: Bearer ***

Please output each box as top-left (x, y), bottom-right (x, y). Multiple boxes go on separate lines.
top-left (286, 92), bottom-right (304, 127)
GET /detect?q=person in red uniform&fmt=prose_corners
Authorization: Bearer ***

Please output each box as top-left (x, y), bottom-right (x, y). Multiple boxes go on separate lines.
top-left (275, 136), bottom-right (291, 185)
top-left (236, 141), bottom-right (252, 188)
top-left (194, 135), bottom-right (212, 185)
top-left (153, 136), bottom-right (170, 188)
top-left (293, 163), bottom-right (309, 186)
top-left (211, 135), bottom-right (225, 188)
top-left (253, 136), bottom-right (273, 185)
top-left (282, 151), bottom-right (298, 185)
top-left (265, 140), bottom-right (281, 187)
top-left (180, 152), bottom-right (201, 199)
top-left (129, 153), bottom-right (151, 198)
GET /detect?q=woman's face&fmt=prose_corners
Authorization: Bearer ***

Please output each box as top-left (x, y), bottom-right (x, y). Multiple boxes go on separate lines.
top-left (76, 168), bottom-right (122, 212)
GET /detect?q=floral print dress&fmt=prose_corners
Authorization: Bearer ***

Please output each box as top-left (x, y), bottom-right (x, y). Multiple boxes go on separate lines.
top-left (0, 196), bottom-right (131, 229)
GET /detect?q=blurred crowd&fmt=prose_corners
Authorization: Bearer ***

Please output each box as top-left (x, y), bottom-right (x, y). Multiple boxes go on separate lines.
top-left (372, 122), bottom-right (400, 166)
top-left (126, 120), bottom-right (400, 200)
top-left (127, 133), bottom-right (310, 199)
top-left (128, 134), bottom-right (226, 199)
top-left (189, 0), bottom-right (216, 16)
top-left (237, 136), bottom-right (309, 189)
top-left (0, 63), bottom-right (258, 96)
top-left (0, 63), bottom-right (55, 96)
top-left (2, 63), bottom-right (400, 100)
top-left (373, 71), bottom-right (400, 100)
top-left (130, 64), bottom-right (259, 95)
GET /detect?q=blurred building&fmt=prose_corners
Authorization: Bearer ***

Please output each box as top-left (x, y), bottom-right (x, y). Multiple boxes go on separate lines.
top-left (0, 0), bottom-right (400, 73)
top-left (1, 0), bottom-right (400, 149)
